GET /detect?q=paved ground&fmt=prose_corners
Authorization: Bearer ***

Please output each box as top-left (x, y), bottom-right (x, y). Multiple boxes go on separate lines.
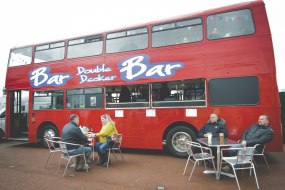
top-left (0, 141), bottom-right (284, 190)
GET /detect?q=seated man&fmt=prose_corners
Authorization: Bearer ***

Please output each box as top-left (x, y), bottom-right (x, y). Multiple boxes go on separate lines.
top-left (61, 114), bottom-right (92, 171)
top-left (198, 113), bottom-right (227, 167)
top-left (198, 113), bottom-right (227, 139)
top-left (222, 114), bottom-right (274, 172)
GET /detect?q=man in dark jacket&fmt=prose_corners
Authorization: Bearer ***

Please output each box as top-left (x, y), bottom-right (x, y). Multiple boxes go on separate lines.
top-left (239, 115), bottom-right (274, 152)
top-left (198, 113), bottom-right (227, 167)
top-left (222, 115), bottom-right (274, 172)
top-left (62, 114), bottom-right (92, 171)
top-left (198, 113), bottom-right (227, 138)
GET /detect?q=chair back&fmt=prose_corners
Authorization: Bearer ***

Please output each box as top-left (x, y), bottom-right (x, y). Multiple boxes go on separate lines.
top-left (45, 138), bottom-right (60, 152)
top-left (236, 145), bottom-right (257, 164)
top-left (58, 141), bottom-right (69, 156)
top-left (185, 141), bottom-right (203, 156)
top-left (112, 134), bottom-right (123, 148)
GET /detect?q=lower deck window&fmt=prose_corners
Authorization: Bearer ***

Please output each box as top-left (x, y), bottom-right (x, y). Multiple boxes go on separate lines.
top-left (209, 76), bottom-right (259, 106)
top-left (33, 90), bottom-right (64, 110)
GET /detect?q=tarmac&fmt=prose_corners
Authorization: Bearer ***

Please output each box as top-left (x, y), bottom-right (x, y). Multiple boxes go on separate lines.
top-left (0, 140), bottom-right (284, 190)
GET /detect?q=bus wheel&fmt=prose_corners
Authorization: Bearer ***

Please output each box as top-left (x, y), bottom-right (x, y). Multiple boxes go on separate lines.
top-left (0, 130), bottom-right (4, 142)
top-left (40, 125), bottom-right (58, 147)
top-left (166, 126), bottom-right (196, 158)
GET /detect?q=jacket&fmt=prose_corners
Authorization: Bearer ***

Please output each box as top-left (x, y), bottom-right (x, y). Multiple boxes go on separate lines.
top-left (198, 118), bottom-right (227, 138)
top-left (241, 124), bottom-right (274, 147)
top-left (61, 121), bottom-right (89, 150)
top-left (96, 122), bottom-right (118, 143)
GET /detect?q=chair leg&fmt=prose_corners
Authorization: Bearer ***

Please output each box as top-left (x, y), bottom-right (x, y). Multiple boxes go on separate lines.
top-left (57, 156), bottom-right (63, 174)
top-left (262, 155), bottom-right (271, 171)
top-left (252, 163), bottom-right (260, 189)
top-left (63, 158), bottom-right (71, 177)
top-left (106, 149), bottom-right (111, 168)
top-left (45, 153), bottom-right (52, 168)
top-left (188, 161), bottom-right (197, 182)
top-left (112, 149), bottom-right (118, 161)
top-left (232, 166), bottom-right (241, 190)
top-left (82, 154), bottom-right (88, 173)
top-left (183, 156), bottom-right (191, 175)
top-left (119, 149), bottom-right (124, 162)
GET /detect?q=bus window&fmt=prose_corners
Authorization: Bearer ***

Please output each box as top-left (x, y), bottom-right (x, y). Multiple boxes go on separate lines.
top-left (106, 27), bottom-right (148, 53)
top-left (152, 18), bottom-right (203, 47)
top-left (207, 9), bottom-right (255, 40)
top-left (66, 87), bottom-right (103, 109)
top-left (33, 90), bottom-right (64, 110)
top-left (34, 41), bottom-right (65, 63)
top-left (209, 76), bottom-right (259, 106)
top-left (67, 35), bottom-right (103, 58)
top-left (9, 47), bottom-right (32, 67)
top-left (106, 84), bottom-right (149, 108)
top-left (152, 79), bottom-right (206, 107)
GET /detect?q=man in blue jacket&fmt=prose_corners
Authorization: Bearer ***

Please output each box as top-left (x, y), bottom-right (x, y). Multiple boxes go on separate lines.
top-left (198, 113), bottom-right (227, 138)
top-left (62, 114), bottom-right (92, 171)
top-left (222, 115), bottom-right (274, 172)
top-left (198, 113), bottom-right (227, 168)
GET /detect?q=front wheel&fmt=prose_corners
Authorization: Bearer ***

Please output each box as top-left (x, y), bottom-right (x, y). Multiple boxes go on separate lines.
top-left (166, 126), bottom-right (197, 158)
top-left (39, 125), bottom-right (58, 147)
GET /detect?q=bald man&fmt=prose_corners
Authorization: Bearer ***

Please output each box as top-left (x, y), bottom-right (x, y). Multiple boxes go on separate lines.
top-left (198, 113), bottom-right (227, 138)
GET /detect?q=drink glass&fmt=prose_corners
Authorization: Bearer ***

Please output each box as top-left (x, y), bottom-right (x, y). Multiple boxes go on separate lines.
top-left (207, 133), bottom-right (212, 144)
top-left (219, 133), bottom-right (224, 143)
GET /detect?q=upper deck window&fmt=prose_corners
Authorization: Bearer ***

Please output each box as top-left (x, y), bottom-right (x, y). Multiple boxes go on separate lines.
top-left (67, 35), bottom-right (103, 58)
top-left (34, 41), bottom-right (65, 63)
top-left (8, 47), bottom-right (32, 67)
top-left (152, 18), bottom-right (203, 47)
top-left (106, 27), bottom-right (148, 53)
top-left (207, 9), bottom-right (255, 40)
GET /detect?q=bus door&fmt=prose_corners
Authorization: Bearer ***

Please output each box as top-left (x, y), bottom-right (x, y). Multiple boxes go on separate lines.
top-left (9, 90), bottom-right (29, 139)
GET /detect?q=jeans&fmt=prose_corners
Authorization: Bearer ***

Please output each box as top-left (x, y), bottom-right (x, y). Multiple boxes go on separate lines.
top-left (68, 146), bottom-right (92, 157)
top-left (229, 144), bottom-right (243, 156)
top-left (96, 142), bottom-right (109, 154)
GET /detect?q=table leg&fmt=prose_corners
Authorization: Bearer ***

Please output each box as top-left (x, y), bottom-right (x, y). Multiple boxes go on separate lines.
top-left (216, 146), bottom-right (221, 180)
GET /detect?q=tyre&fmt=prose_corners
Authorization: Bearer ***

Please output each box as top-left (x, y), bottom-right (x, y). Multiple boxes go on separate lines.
top-left (0, 130), bottom-right (4, 142)
top-left (40, 125), bottom-right (58, 147)
top-left (166, 126), bottom-right (197, 158)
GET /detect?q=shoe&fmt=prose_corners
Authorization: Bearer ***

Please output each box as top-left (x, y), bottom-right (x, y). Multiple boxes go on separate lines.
top-left (221, 165), bottom-right (231, 172)
top-left (76, 163), bottom-right (89, 171)
top-left (96, 158), bottom-right (103, 165)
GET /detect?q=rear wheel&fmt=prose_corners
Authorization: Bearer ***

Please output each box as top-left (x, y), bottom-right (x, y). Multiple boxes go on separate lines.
top-left (39, 125), bottom-right (58, 147)
top-left (166, 126), bottom-right (197, 158)
top-left (0, 130), bottom-right (5, 142)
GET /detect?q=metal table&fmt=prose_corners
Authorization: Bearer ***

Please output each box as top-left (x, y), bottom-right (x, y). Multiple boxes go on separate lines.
top-left (197, 137), bottom-right (240, 180)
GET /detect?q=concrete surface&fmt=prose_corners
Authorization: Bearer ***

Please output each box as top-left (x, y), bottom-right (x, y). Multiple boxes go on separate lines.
top-left (0, 142), bottom-right (284, 190)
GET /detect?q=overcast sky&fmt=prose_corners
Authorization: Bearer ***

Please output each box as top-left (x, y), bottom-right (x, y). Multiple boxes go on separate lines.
top-left (0, 0), bottom-right (284, 96)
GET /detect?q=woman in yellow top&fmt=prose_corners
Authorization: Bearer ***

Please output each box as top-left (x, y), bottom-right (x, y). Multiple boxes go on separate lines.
top-left (95, 114), bottom-right (118, 167)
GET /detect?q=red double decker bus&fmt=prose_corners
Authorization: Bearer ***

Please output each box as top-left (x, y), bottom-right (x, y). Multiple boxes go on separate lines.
top-left (5, 0), bottom-right (282, 157)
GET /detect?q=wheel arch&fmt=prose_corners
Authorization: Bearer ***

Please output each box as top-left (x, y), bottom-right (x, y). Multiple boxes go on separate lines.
top-left (163, 121), bottom-right (199, 140)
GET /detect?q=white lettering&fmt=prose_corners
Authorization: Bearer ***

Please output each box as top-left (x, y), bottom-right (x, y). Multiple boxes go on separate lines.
top-left (30, 67), bottom-right (49, 87)
top-left (120, 56), bottom-right (147, 80)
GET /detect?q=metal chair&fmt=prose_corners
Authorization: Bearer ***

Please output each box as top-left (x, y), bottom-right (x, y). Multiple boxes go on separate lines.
top-left (106, 134), bottom-right (124, 167)
top-left (57, 141), bottom-right (88, 177)
top-left (44, 137), bottom-right (61, 168)
top-left (253, 144), bottom-right (270, 170)
top-left (221, 145), bottom-right (259, 190)
top-left (182, 141), bottom-right (216, 182)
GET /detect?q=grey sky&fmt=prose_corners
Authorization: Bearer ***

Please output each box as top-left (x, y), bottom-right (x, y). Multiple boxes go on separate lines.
top-left (0, 0), bottom-right (284, 95)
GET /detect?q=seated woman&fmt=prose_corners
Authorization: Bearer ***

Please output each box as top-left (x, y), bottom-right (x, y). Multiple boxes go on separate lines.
top-left (94, 114), bottom-right (118, 167)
